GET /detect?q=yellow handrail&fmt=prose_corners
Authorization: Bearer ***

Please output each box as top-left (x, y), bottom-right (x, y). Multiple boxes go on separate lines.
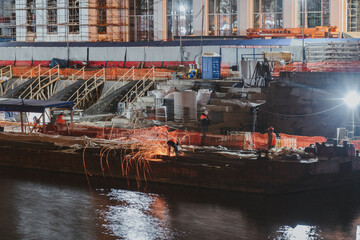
top-left (19, 65), bottom-right (60, 99)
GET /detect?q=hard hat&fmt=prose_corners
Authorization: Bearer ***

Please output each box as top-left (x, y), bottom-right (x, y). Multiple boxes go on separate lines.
top-left (268, 126), bottom-right (274, 131)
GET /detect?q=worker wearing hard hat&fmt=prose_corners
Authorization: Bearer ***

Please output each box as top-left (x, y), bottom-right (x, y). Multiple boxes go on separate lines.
top-left (267, 126), bottom-right (277, 149)
top-left (200, 110), bottom-right (210, 137)
top-left (167, 138), bottom-right (180, 156)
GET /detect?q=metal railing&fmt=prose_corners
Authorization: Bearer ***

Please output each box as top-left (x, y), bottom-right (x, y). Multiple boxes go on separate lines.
top-left (18, 65), bottom-right (60, 100)
top-left (1, 65), bottom-right (41, 97)
top-left (0, 65), bottom-right (12, 79)
top-left (68, 68), bottom-right (106, 109)
top-left (51, 67), bottom-right (86, 97)
top-left (119, 67), bottom-right (156, 107)
top-left (100, 66), bottom-right (135, 99)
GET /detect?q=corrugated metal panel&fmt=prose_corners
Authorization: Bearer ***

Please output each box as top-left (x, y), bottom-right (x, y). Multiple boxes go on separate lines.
top-left (221, 48), bottom-right (237, 65)
top-left (15, 47), bottom-right (33, 60)
top-left (106, 47), bottom-right (126, 61)
top-left (69, 47), bottom-right (87, 61)
top-left (33, 47), bottom-right (67, 61)
top-left (203, 46), bottom-right (221, 54)
top-left (89, 47), bottom-right (107, 61)
top-left (182, 46), bottom-right (201, 62)
top-left (126, 47), bottom-right (145, 61)
top-left (0, 47), bottom-right (15, 60)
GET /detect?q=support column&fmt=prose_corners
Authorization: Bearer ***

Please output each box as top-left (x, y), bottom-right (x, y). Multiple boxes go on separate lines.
top-left (89, 0), bottom-right (98, 41)
top-left (330, 0), bottom-right (346, 33)
top-left (153, 0), bottom-right (166, 40)
top-left (193, 0), bottom-right (206, 36)
top-left (16, 0), bottom-right (27, 41)
top-left (283, 0), bottom-right (298, 28)
top-left (57, 0), bottom-right (66, 42)
top-left (204, 0), bottom-right (209, 36)
top-left (239, 0), bottom-right (253, 36)
top-left (107, 0), bottom-right (121, 41)
top-left (36, 0), bottom-right (46, 41)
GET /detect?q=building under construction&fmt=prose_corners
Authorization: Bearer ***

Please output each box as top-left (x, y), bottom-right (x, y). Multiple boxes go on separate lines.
top-left (0, 0), bottom-right (360, 42)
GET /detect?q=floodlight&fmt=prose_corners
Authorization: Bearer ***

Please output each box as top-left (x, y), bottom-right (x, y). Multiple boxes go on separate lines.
top-left (179, 5), bottom-right (186, 12)
top-left (344, 91), bottom-right (360, 108)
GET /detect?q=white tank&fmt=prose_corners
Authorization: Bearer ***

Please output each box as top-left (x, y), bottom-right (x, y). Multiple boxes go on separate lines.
top-left (174, 91), bottom-right (197, 123)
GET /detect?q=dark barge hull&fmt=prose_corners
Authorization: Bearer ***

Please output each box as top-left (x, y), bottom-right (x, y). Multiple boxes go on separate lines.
top-left (1, 133), bottom-right (360, 194)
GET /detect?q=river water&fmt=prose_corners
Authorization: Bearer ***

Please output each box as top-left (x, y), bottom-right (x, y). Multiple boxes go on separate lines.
top-left (0, 167), bottom-right (360, 240)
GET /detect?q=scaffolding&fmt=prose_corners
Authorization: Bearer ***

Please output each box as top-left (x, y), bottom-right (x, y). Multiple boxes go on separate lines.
top-left (347, 0), bottom-right (360, 32)
top-left (306, 41), bottom-right (360, 62)
top-left (0, 0), bottom-right (158, 42)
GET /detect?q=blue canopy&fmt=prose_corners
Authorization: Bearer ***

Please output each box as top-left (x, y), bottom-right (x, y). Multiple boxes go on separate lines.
top-left (0, 98), bottom-right (73, 113)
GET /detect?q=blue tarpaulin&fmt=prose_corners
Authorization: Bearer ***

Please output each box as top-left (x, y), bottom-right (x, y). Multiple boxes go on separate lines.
top-left (0, 99), bottom-right (73, 113)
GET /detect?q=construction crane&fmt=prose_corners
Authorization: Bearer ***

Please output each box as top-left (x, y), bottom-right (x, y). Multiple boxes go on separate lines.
top-left (246, 26), bottom-right (340, 39)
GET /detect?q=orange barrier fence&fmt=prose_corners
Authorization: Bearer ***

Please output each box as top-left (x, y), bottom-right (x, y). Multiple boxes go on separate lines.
top-left (252, 132), bottom-right (269, 150)
top-left (33, 124), bottom-right (328, 150)
top-left (350, 140), bottom-right (360, 151)
top-left (279, 134), bottom-right (326, 149)
top-left (1, 120), bottom-right (326, 150)
top-left (11, 66), bottom-right (174, 80)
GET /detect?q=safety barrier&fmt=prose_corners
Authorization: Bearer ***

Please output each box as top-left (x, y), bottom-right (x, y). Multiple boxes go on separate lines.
top-left (11, 66), bottom-right (174, 80)
top-left (18, 124), bottom-right (327, 150)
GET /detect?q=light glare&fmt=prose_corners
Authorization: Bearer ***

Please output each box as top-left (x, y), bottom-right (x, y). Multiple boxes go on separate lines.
top-left (345, 91), bottom-right (360, 108)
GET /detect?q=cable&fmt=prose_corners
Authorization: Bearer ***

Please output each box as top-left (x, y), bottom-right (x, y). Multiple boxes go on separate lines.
top-left (259, 102), bottom-right (345, 118)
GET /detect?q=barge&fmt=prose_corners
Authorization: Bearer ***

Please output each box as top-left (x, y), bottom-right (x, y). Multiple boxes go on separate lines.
top-left (1, 131), bottom-right (359, 194)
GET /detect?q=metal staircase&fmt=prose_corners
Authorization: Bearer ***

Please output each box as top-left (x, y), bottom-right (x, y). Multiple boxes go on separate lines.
top-left (1, 65), bottom-right (41, 98)
top-left (120, 67), bottom-right (157, 108)
top-left (18, 66), bottom-right (60, 100)
top-left (67, 68), bottom-right (106, 110)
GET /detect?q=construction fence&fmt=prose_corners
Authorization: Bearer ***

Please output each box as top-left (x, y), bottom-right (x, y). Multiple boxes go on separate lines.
top-left (38, 125), bottom-right (326, 151)
top-left (10, 66), bottom-right (174, 80)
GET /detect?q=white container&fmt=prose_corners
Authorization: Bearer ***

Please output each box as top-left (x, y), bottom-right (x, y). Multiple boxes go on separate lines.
top-left (174, 91), bottom-right (197, 123)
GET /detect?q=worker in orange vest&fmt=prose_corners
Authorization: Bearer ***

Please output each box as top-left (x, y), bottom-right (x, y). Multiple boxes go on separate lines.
top-left (167, 138), bottom-right (180, 156)
top-left (56, 114), bottom-right (66, 124)
top-left (200, 110), bottom-right (210, 137)
top-left (267, 126), bottom-right (277, 149)
top-left (33, 116), bottom-right (40, 125)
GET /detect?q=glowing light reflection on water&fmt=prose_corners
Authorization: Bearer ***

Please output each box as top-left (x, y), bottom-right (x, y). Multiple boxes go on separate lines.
top-left (271, 225), bottom-right (323, 240)
top-left (98, 189), bottom-right (176, 240)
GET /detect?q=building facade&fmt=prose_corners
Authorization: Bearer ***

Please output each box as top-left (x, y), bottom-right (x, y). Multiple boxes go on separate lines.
top-left (0, 0), bottom-right (357, 42)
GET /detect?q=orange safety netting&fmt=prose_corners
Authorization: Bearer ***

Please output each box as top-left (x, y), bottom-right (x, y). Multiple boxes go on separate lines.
top-left (11, 66), bottom-right (174, 80)
top-left (252, 132), bottom-right (269, 150)
top-left (22, 123), bottom-right (328, 150)
top-left (279, 133), bottom-right (326, 149)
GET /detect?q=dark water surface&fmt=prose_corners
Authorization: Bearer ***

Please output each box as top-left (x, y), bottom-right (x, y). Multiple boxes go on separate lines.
top-left (0, 167), bottom-right (360, 240)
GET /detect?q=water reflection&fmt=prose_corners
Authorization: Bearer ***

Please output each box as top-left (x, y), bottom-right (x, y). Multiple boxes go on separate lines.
top-left (270, 225), bottom-right (322, 240)
top-left (97, 189), bottom-right (175, 240)
top-left (2, 167), bottom-right (360, 239)
top-left (14, 182), bottom-right (95, 240)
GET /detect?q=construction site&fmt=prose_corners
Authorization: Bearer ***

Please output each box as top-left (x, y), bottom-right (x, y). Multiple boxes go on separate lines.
top-left (0, 0), bottom-right (359, 194)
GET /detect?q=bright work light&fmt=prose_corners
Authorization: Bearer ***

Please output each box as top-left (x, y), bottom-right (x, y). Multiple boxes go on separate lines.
top-left (344, 91), bottom-right (360, 108)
